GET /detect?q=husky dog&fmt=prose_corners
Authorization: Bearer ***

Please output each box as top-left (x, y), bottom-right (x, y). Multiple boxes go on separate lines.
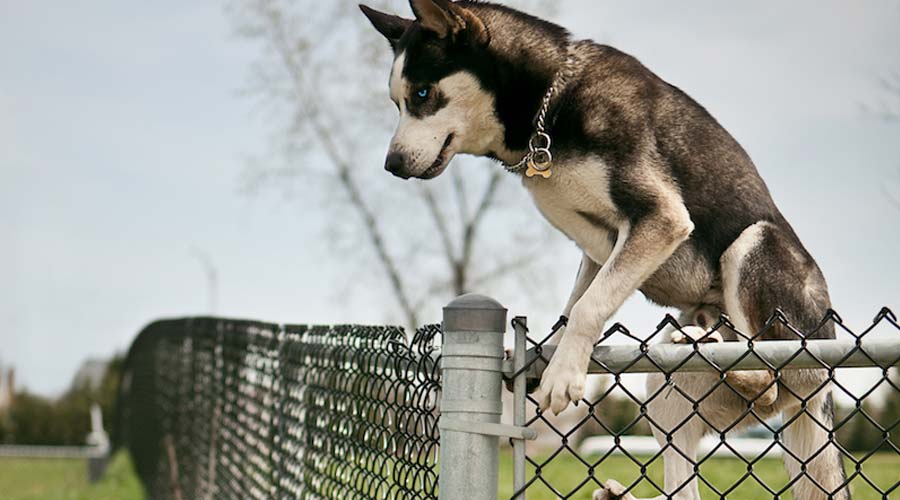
top-left (361, 1), bottom-right (847, 498)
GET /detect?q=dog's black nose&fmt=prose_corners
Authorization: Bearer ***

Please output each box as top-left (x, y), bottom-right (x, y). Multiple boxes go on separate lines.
top-left (384, 152), bottom-right (407, 175)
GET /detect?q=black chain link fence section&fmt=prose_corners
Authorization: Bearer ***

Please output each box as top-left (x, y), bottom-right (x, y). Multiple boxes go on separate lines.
top-left (511, 309), bottom-right (900, 499)
top-left (115, 318), bottom-right (441, 500)
top-left (115, 309), bottom-right (900, 500)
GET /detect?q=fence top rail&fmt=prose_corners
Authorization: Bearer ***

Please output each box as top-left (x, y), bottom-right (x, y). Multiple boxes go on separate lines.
top-left (511, 338), bottom-right (900, 377)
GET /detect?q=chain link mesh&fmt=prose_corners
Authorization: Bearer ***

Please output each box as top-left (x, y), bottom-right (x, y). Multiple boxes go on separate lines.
top-left (115, 318), bottom-right (441, 500)
top-left (510, 309), bottom-right (900, 499)
top-left (115, 308), bottom-right (900, 499)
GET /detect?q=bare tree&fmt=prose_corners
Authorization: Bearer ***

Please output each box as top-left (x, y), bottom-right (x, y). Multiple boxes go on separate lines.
top-left (230, 0), bottom-right (561, 327)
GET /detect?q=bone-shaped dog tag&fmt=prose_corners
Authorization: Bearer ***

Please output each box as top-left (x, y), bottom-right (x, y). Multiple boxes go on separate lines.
top-left (525, 160), bottom-right (552, 179)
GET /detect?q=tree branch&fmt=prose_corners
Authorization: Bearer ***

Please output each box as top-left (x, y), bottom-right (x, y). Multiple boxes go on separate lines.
top-left (262, 5), bottom-right (418, 326)
top-left (412, 244), bottom-right (545, 311)
top-left (239, 1), bottom-right (554, 326)
top-left (451, 168), bottom-right (469, 226)
top-left (460, 167), bottom-right (503, 272)
top-left (467, 249), bottom-right (546, 291)
top-left (419, 185), bottom-right (458, 268)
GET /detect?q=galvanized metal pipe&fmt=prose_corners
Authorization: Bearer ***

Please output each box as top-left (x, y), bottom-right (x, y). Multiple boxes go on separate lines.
top-left (515, 338), bottom-right (900, 378)
top-left (439, 294), bottom-right (508, 500)
top-left (512, 317), bottom-right (528, 500)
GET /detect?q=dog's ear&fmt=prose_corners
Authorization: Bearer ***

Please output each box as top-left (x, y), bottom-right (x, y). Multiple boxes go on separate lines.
top-left (409, 0), bottom-right (490, 46)
top-left (360, 4), bottom-right (413, 49)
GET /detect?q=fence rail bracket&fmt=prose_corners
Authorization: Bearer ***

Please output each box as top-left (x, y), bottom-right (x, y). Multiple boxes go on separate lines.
top-left (439, 417), bottom-right (537, 441)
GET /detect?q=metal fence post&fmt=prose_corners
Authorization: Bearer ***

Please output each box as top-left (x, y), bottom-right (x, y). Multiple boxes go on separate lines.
top-left (512, 317), bottom-right (528, 500)
top-left (440, 294), bottom-right (508, 500)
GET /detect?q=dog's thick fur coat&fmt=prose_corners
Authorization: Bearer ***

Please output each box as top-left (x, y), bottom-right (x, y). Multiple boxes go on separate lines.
top-left (362, 1), bottom-right (847, 498)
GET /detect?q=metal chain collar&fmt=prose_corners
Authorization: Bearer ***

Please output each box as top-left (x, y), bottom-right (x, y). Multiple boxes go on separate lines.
top-left (503, 49), bottom-right (576, 177)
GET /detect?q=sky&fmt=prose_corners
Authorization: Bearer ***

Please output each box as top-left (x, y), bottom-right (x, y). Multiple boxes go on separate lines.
top-left (1, 1), bottom-right (899, 396)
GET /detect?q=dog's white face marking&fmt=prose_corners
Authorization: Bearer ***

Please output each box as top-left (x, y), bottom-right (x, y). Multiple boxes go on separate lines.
top-left (387, 50), bottom-right (509, 178)
top-left (389, 52), bottom-right (406, 109)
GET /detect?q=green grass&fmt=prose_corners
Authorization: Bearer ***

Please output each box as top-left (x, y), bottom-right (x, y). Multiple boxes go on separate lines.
top-left (0, 451), bottom-right (143, 500)
top-left (2, 448), bottom-right (896, 499)
top-left (499, 451), bottom-right (899, 499)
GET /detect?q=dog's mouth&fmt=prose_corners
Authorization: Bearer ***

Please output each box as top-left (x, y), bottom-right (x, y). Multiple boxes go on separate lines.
top-left (418, 134), bottom-right (455, 179)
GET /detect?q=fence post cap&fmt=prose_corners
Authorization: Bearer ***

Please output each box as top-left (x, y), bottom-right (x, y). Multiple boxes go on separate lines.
top-left (445, 293), bottom-right (505, 311)
top-left (443, 294), bottom-right (507, 333)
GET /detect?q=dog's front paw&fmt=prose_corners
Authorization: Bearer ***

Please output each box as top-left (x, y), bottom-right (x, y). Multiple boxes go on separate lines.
top-left (670, 326), bottom-right (723, 344)
top-left (755, 383), bottom-right (778, 406)
top-left (725, 370), bottom-right (778, 406)
top-left (535, 354), bottom-right (587, 415)
top-left (592, 479), bottom-right (633, 500)
top-left (725, 370), bottom-right (779, 406)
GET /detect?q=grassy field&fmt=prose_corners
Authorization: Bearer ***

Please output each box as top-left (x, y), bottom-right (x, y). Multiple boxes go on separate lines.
top-left (2, 449), bottom-right (896, 499)
top-left (499, 451), bottom-right (900, 499)
top-left (0, 452), bottom-right (143, 500)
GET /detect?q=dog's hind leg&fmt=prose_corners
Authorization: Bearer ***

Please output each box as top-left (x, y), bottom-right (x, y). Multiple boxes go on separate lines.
top-left (720, 221), bottom-right (835, 405)
top-left (651, 372), bottom-right (706, 500)
top-left (782, 392), bottom-right (849, 499)
top-left (594, 316), bottom-right (709, 500)
top-left (721, 220), bottom-right (835, 342)
top-left (594, 371), bottom-right (706, 500)
top-left (721, 221), bottom-right (846, 498)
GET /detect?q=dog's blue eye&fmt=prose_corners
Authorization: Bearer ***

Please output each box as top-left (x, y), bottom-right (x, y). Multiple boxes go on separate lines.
top-left (417, 88), bottom-right (429, 99)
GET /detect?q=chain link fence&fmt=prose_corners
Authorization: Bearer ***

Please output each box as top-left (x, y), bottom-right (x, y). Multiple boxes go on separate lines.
top-left (115, 299), bottom-right (900, 500)
top-left (115, 318), bottom-right (441, 499)
top-left (508, 308), bottom-right (900, 499)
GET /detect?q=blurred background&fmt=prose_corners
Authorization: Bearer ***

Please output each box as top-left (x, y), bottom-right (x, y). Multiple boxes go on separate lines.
top-left (1, 0), bottom-right (898, 497)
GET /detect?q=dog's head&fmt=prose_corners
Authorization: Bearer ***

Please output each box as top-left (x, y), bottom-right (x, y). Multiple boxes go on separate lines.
top-left (361, 0), bottom-right (503, 180)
